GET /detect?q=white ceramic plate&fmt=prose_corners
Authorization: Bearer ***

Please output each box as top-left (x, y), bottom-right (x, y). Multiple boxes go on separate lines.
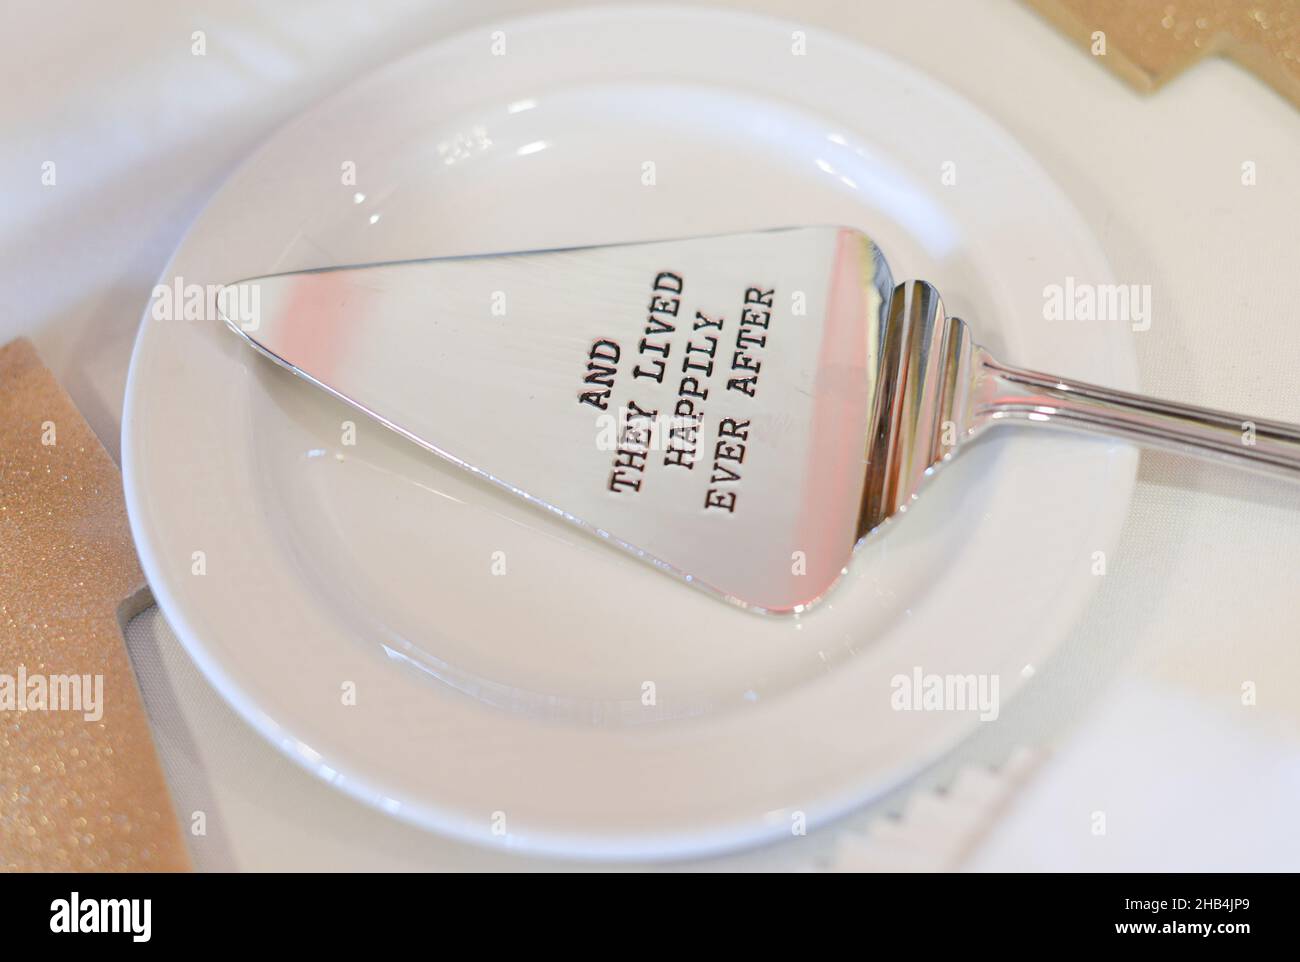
top-left (123, 6), bottom-right (1138, 859)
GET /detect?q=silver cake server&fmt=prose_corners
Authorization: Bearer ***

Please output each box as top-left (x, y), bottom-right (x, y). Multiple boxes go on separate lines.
top-left (217, 227), bottom-right (1300, 614)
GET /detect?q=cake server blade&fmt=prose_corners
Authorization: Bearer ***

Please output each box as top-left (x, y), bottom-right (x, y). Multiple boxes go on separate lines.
top-left (217, 227), bottom-right (894, 613)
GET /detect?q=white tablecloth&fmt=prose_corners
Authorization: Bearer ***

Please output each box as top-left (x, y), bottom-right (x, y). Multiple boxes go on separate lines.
top-left (5, 0), bottom-right (1299, 870)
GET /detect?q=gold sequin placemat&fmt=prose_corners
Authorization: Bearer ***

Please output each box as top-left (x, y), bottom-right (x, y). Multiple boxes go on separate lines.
top-left (1026, 0), bottom-right (1300, 110)
top-left (1, 338), bottom-right (189, 871)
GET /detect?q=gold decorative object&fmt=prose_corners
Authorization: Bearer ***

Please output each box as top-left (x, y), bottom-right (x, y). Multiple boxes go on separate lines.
top-left (0, 338), bottom-right (189, 871)
top-left (1026, 0), bottom-right (1300, 109)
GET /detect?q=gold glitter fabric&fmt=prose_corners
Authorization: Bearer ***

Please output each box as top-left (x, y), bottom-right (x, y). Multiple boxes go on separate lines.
top-left (0, 338), bottom-right (189, 871)
top-left (1026, 0), bottom-right (1300, 109)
